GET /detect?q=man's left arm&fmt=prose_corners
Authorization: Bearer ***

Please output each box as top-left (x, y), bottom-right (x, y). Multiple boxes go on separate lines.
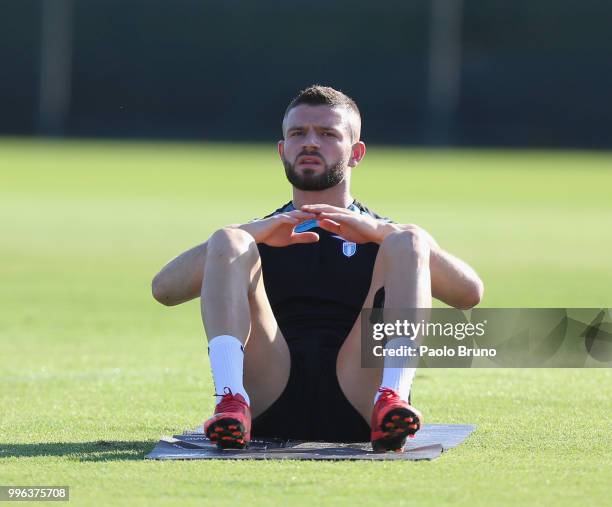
top-left (396, 224), bottom-right (484, 309)
top-left (300, 205), bottom-right (484, 309)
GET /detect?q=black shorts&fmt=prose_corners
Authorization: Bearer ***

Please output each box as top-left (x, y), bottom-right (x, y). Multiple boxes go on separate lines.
top-left (251, 335), bottom-right (371, 442)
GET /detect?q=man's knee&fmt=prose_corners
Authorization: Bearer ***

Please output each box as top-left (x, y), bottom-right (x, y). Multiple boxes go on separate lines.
top-left (207, 227), bottom-right (258, 262)
top-left (379, 228), bottom-right (430, 265)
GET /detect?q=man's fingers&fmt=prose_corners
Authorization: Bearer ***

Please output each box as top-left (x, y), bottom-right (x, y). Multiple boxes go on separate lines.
top-left (277, 214), bottom-right (299, 223)
top-left (275, 211), bottom-right (317, 227)
top-left (317, 212), bottom-right (353, 222)
top-left (290, 232), bottom-right (320, 244)
top-left (301, 204), bottom-right (350, 215)
top-left (317, 219), bottom-right (341, 234)
top-left (289, 210), bottom-right (317, 219)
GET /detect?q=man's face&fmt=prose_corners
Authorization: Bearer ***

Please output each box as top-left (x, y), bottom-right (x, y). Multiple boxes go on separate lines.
top-left (279, 105), bottom-right (362, 191)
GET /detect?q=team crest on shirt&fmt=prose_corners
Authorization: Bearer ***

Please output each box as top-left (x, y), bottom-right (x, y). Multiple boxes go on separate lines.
top-left (332, 235), bottom-right (357, 257)
top-left (342, 241), bottom-right (357, 257)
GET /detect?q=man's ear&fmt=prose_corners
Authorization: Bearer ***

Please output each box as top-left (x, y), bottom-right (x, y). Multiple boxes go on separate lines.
top-left (348, 141), bottom-right (366, 168)
top-left (278, 140), bottom-right (284, 158)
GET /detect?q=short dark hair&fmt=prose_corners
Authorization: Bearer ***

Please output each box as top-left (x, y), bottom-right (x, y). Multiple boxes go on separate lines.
top-left (284, 84), bottom-right (360, 118)
top-left (283, 85), bottom-right (361, 140)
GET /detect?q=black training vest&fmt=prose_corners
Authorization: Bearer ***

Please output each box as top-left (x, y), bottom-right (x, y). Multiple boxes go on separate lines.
top-left (256, 200), bottom-right (389, 345)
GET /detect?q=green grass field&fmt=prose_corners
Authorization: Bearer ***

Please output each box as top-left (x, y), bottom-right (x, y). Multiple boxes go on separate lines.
top-left (1, 139), bottom-right (611, 506)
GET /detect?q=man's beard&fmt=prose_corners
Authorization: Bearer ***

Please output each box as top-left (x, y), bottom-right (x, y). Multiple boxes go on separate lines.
top-left (282, 154), bottom-right (347, 191)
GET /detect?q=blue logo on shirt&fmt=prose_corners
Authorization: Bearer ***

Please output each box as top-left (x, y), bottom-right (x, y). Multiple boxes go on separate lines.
top-left (342, 241), bottom-right (357, 257)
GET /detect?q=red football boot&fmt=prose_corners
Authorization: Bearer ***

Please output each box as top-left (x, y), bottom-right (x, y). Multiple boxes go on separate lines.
top-left (370, 387), bottom-right (423, 452)
top-left (204, 389), bottom-right (251, 449)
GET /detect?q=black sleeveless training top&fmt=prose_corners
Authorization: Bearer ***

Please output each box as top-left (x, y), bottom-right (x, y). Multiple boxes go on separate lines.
top-left (256, 200), bottom-right (390, 345)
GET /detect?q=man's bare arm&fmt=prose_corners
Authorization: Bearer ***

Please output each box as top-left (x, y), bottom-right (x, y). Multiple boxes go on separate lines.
top-left (151, 241), bottom-right (208, 306)
top-left (151, 211), bottom-right (317, 306)
top-left (152, 219), bottom-right (483, 309)
top-left (430, 247), bottom-right (484, 309)
top-left (151, 224), bottom-right (244, 306)
top-left (394, 224), bottom-right (484, 309)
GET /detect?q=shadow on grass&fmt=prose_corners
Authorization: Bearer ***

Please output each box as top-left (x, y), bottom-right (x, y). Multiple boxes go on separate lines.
top-left (0, 440), bottom-right (156, 461)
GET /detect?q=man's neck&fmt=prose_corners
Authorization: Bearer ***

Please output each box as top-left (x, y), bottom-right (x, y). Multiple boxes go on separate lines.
top-left (291, 183), bottom-right (353, 210)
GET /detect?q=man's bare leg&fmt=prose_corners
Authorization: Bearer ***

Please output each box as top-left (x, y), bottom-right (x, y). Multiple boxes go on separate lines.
top-left (337, 229), bottom-right (432, 425)
top-left (201, 227), bottom-right (290, 430)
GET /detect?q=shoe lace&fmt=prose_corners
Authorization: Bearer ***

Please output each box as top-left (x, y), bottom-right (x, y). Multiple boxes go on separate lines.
top-left (377, 387), bottom-right (399, 403)
top-left (213, 387), bottom-right (248, 412)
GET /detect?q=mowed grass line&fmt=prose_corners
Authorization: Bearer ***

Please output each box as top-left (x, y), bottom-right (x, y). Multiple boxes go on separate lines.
top-left (0, 139), bottom-right (611, 506)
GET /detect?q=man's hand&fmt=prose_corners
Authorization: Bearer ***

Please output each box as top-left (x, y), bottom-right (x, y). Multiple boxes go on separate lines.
top-left (301, 204), bottom-right (396, 244)
top-left (240, 210), bottom-right (319, 247)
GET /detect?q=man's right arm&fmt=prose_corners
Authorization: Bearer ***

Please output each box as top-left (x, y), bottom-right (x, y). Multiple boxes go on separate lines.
top-left (151, 241), bottom-right (208, 306)
top-left (152, 211), bottom-right (317, 306)
top-left (151, 223), bottom-right (254, 306)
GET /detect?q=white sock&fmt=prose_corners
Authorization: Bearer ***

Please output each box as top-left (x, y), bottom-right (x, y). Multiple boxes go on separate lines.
top-left (375, 337), bottom-right (417, 404)
top-left (208, 335), bottom-right (250, 405)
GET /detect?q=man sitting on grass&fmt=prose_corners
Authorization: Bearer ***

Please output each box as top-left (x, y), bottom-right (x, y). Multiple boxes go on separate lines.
top-left (151, 85), bottom-right (483, 451)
